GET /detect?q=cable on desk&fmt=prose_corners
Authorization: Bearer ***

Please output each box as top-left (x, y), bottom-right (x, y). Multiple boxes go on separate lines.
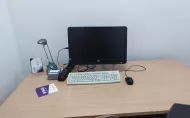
top-left (77, 64), bottom-right (146, 75)
top-left (77, 65), bottom-right (88, 72)
top-left (57, 47), bottom-right (68, 67)
top-left (87, 65), bottom-right (96, 70)
top-left (123, 65), bottom-right (146, 77)
top-left (77, 65), bottom-right (96, 72)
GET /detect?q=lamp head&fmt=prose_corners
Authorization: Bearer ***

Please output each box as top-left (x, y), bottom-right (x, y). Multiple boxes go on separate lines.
top-left (37, 38), bottom-right (47, 46)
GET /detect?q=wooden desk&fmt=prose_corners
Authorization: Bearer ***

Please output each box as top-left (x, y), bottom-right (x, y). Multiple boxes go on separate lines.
top-left (0, 59), bottom-right (190, 118)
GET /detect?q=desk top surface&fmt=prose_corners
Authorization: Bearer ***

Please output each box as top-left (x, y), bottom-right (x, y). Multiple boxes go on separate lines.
top-left (1, 59), bottom-right (190, 118)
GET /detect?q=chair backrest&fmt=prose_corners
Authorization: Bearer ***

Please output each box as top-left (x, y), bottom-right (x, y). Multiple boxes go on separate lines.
top-left (167, 103), bottom-right (190, 118)
top-left (94, 115), bottom-right (118, 118)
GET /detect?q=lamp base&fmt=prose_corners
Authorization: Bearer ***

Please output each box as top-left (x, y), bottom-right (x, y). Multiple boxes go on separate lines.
top-left (46, 62), bottom-right (58, 73)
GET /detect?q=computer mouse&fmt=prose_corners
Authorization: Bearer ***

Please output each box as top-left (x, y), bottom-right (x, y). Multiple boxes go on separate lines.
top-left (125, 77), bottom-right (134, 85)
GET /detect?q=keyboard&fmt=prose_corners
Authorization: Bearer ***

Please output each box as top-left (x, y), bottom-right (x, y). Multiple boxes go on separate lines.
top-left (67, 71), bottom-right (120, 85)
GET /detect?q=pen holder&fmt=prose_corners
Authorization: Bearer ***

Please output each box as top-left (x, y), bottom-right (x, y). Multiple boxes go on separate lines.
top-left (46, 62), bottom-right (58, 74)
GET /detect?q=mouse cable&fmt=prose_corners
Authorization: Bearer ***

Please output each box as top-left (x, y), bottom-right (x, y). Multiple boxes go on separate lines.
top-left (123, 65), bottom-right (146, 77)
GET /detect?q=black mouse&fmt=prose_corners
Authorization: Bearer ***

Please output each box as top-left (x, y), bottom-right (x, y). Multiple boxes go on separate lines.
top-left (125, 77), bottom-right (134, 85)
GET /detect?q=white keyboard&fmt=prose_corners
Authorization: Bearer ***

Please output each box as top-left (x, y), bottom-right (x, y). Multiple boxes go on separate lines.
top-left (67, 71), bottom-right (120, 85)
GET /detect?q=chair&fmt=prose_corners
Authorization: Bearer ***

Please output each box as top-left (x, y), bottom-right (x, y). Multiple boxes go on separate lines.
top-left (95, 115), bottom-right (118, 118)
top-left (167, 103), bottom-right (190, 118)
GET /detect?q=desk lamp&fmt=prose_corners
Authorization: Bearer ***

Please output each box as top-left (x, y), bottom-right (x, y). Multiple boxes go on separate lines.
top-left (37, 38), bottom-right (58, 72)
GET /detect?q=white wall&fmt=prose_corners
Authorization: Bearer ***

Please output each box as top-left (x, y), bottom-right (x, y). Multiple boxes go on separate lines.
top-left (7, 0), bottom-right (190, 74)
top-left (0, 0), bottom-right (24, 104)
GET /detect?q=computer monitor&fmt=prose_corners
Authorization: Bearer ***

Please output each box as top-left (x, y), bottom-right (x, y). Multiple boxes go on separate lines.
top-left (68, 26), bottom-right (127, 65)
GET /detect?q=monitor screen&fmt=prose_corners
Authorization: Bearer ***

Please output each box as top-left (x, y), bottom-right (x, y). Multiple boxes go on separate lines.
top-left (68, 26), bottom-right (127, 65)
